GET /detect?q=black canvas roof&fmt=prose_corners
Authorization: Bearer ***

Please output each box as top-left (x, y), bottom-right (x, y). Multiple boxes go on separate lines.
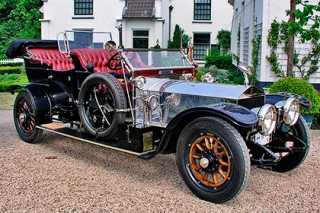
top-left (6, 39), bottom-right (58, 58)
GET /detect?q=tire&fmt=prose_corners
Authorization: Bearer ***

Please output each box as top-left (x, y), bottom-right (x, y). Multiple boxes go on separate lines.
top-left (176, 117), bottom-right (250, 204)
top-left (13, 92), bottom-right (43, 143)
top-left (270, 116), bottom-right (310, 172)
top-left (78, 72), bottom-right (127, 139)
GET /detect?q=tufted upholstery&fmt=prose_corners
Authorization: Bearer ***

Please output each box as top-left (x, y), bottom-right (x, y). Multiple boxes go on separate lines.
top-left (28, 49), bottom-right (75, 71)
top-left (70, 49), bottom-right (121, 74)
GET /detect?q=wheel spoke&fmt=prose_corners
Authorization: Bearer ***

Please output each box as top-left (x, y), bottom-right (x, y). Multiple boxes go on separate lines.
top-left (218, 166), bottom-right (227, 179)
top-left (219, 159), bottom-right (229, 167)
top-left (192, 154), bottom-right (200, 159)
top-left (205, 138), bottom-right (212, 150)
top-left (213, 173), bottom-right (218, 184)
top-left (203, 172), bottom-right (209, 181)
top-left (196, 143), bottom-right (204, 152)
top-left (216, 151), bottom-right (226, 156)
top-left (213, 141), bottom-right (218, 152)
top-left (195, 165), bottom-right (202, 171)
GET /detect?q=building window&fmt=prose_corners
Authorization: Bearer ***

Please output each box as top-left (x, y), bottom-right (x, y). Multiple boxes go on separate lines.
top-left (193, 33), bottom-right (210, 60)
top-left (133, 30), bottom-right (149, 48)
top-left (74, 0), bottom-right (93, 15)
top-left (194, 0), bottom-right (211, 20)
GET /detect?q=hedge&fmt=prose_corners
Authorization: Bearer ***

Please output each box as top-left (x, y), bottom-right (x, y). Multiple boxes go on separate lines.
top-left (0, 74), bottom-right (28, 92)
top-left (0, 62), bottom-right (24, 67)
top-left (0, 66), bottom-right (22, 75)
top-left (270, 77), bottom-right (320, 115)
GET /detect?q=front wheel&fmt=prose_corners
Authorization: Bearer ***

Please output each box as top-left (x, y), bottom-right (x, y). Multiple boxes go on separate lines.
top-left (13, 92), bottom-right (43, 143)
top-left (269, 116), bottom-right (310, 172)
top-left (176, 117), bottom-right (250, 204)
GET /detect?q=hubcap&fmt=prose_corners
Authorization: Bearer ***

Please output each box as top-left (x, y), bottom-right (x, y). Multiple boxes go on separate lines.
top-left (200, 158), bottom-right (210, 168)
top-left (19, 113), bottom-right (26, 123)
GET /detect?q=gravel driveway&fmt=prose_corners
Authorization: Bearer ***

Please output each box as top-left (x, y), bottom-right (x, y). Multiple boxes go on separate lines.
top-left (0, 109), bottom-right (319, 212)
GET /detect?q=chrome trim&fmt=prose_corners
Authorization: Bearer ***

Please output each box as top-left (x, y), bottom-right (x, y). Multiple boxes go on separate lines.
top-left (283, 98), bottom-right (300, 126)
top-left (258, 104), bottom-right (277, 135)
top-left (37, 124), bottom-right (155, 156)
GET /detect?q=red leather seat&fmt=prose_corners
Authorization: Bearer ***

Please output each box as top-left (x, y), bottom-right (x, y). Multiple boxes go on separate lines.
top-left (28, 49), bottom-right (75, 71)
top-left (70, 49), bottom-right (121, 73)
top-left (70, 49), bottom-right (131, 90)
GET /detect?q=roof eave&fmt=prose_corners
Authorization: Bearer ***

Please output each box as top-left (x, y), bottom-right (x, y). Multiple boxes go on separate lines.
top-left (228, 0), bottom-right (234, 6)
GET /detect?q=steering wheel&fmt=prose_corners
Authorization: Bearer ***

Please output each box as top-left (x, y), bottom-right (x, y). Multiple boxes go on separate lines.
top-left (107, 52), bottom-right (123, 70)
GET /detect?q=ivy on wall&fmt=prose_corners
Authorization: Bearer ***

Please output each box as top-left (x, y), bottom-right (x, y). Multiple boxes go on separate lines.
top-left (250, 33), bottom-right (261, 85)
top-left (266, 19), bottom-right (320, 79)
top-left (266, 0), bottom-right (320, 80)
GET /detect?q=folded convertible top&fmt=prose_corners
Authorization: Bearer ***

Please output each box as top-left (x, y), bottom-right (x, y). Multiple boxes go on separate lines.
top-left (5, 39), bottom-right (58, 58)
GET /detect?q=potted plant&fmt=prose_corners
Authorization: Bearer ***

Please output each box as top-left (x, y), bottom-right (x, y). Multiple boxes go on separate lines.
top-left (269, 77), bottom-right (320, 128)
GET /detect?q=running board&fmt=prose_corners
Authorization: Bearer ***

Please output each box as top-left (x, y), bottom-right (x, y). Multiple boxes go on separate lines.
top-left (37, 123), bottom-right (155, 156)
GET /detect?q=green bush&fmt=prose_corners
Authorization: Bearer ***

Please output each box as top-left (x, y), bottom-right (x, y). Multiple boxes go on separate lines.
top-left (226, 69), bottom-right (244, 85)
top-left (269, 77), bottom-right (320, 115)
top-left (197, 67), bottom-right (229, 83)
top-left (0, 73), bottom-right (28, 92)
top-left (205, 49), bottom-right (233, 70)
top-left (0, 66), bottom-right (22, 75)
top-left (0, 62), bottom-right (24, 67)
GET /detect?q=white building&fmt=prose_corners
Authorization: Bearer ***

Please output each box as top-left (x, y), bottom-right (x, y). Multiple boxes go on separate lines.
top-left (40, 0), bottom-right (233, 60)
top-left (228, 0), bottom-right (320, 89)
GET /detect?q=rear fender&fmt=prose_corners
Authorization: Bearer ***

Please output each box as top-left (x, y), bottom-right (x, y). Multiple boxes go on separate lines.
top-left (9, 85), bottom-right (52, 124)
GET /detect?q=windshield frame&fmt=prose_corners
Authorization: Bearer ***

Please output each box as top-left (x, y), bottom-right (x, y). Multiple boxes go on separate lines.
top-left (121, 48), bottom-right (194, 71)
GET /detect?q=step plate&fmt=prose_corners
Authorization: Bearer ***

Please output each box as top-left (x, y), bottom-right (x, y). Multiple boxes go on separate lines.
top-left (38, 123), bottom-right (154, 156)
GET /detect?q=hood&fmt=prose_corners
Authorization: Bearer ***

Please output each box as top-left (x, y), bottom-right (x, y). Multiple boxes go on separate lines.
top-left (141, 77), bottom-right (263, 100)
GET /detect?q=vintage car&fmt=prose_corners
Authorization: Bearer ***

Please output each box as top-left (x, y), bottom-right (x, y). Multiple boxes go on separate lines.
top-left (6, 31), bottom-right (311, 204)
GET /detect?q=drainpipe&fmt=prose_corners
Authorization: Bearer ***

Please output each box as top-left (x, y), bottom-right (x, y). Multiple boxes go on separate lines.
top-left (116, 24), bottom-right (123, 49)
top-left (169, 5), bottom-right (173, 40)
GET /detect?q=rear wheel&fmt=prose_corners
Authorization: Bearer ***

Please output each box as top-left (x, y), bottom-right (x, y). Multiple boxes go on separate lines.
top-left (78, 72), bottom-right (127, 138)
top-left (13, 92), bottom-right (43, 143)
top-left (176, 117), bottom-right (250, 204)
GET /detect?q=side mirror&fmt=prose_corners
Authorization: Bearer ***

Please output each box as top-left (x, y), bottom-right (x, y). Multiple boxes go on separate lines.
top-left (105, 40), bottom-right (117, 52)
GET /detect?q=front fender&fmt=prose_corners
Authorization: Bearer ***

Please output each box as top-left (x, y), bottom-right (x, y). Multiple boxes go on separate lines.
top-left (8, 84), bottom-right (52, 124)
top-left (266, 92), bottom-right (312, 109)
top-left (140, 103), bottom-right (257, 159)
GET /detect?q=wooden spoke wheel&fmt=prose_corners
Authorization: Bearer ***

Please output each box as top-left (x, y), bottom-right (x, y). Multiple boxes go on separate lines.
top-left (176, 117), bottom-right (250, 204)
top-left (189, 135), bottom-right (231, 188)
top-left (13, 92), bottom-right (42, 143)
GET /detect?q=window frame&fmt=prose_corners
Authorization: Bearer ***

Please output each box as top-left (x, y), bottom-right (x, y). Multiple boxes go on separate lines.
top-left (132, 30), bottom-right (149, 49)
top-left (194, 0), bottom-right (212, 21)
top-left (74, 0), bottom-right (93, 16)
top-left (193, 33), bottom-right (211, 60)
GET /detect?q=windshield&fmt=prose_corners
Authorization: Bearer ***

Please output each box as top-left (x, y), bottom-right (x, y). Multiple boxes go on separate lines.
top-left (123, 50), bottom-right (192, 69)
top-left (58, 30), bottom-right (112, 53)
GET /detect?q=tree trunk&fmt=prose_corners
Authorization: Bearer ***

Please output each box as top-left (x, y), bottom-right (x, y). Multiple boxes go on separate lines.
top-left (287, 0), bottom-right (296, 77)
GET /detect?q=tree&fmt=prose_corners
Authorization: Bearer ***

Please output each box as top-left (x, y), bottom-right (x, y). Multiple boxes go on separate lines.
top-left (168, 24), bottom-right (191, 49)
top-left (0, 0), bottom-right (42, 59)
top-left (217, 30), bottom-right (231, 53)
